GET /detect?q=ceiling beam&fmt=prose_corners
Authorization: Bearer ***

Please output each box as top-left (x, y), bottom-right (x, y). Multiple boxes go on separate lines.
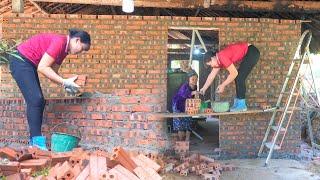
top-left (31, 0), bottom-right (207, 8)
top-left (211, 1), bottom-right (320, 12)
top-left (168, 38), bottom-right (215, 45)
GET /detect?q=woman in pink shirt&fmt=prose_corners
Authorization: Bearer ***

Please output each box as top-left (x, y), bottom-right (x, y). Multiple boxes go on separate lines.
top-left (9, 29), bottom-right (91, 150)
top-left (200, 42), bottom-right (260, 112)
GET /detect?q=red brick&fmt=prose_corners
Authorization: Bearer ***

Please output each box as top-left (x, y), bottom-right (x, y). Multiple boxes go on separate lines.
top-left (130, 89), bottom-right (151, 95)
top-left (120, 96), bottom-right (139, 104)
top-left (0, 147), bottom-right (18, 161)
top-left (75, 164), bottom-right (89, 180)
top-left (0, 162), bottom-right (20, 172)
top-left (20, 159), bottom-right (50, 171)
top-left (89, 155), bottom-right (107, 179)
top-left (113, 89), bottom-right (130, 96)
top-left (132, 105), bottom-right (153, 112)
top-left (91, 113), bottom-right (103, 120)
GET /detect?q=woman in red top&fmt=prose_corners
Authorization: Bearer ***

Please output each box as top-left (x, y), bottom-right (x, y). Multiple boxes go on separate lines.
top-left (9, 29), bottom-right (91, 150)
top-left (200, 42), bottom-right (260, 112)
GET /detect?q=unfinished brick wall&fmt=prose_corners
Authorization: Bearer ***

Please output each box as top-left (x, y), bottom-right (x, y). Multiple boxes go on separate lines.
top-left (0, 90), bottom-right (169, 154)
top-left (0, 14), bottom-right (302, 157)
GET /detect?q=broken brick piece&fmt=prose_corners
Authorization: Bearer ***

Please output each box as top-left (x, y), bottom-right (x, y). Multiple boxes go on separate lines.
top-left (6, 173), bottom-right (27, 180)
top-left (135, 154), bottom-right (161, 172)
top-left (0, 161), bottom-right (20, 172)
top-left (174, 162), bottom-right (189, 173)
top-left (180, 169), bottom-right (188, 176)
top-left (200, 155), bottom-right (215, 163)
top-left (20, 159), bottom-right (50, 172)
top-left (48, 162), bottom-right (61, 178)
top-left (112, 147), bottom-right (137, 173)
top-left (89, 155), bottom-right (107, 179)
top-left (0, 147), bottom-right (18, 161)
top-left (51, 152), bottom-right (72, 166)
top-left (71, 164), bottom-right (82, 179)
top-left (221, 164), bottom-right (237, 171)
top-left (113, 165), bottom-right (140, 180)
top-left (202, 173), bottom-right (219, 180)
top-left (55, 161), bottom-right (74, 180)
top-left (133, 166), bottom-right (150, 180)
top-left (20, 168), bottom-right (33, 175)
top-left (75, 164), bottom-right (89, 180)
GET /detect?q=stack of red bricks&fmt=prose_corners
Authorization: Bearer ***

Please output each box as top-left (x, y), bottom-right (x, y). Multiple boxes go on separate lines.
top-left (174, 141), bottom-right (190, 154)
top-left (0, 146), bottom-right (163, 180)
top-left (164, 153), bottom-right (237, 180)
top-left (185, 98), bottom-right (201, 115)
top-left (172, 140), bottom-right (236, 179)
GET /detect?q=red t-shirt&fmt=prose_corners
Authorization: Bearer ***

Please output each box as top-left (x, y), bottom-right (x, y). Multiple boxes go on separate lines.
top-left (17, 34), bottom-right (68, 66)
top-left (217, 42), bottom-right (249, 68)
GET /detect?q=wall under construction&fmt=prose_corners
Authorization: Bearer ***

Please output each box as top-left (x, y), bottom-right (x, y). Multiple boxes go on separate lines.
top-left (0, 14), bottom-right (301, 158)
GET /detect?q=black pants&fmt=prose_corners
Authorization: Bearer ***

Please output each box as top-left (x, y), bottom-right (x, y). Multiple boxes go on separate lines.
top-left (9, 52), bottom-right (45, 138)
top-left (235, 45), bottom-right (260, 99)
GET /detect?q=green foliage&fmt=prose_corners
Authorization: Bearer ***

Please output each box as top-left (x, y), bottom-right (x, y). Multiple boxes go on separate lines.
top-left (31, 167), bottom-right (50, 177)
top-left (0, 39), bottom-right (24, 64)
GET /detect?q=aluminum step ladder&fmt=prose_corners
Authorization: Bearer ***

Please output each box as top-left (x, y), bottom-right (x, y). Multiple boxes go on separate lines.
top-left (257, 30), bottom-right (313, 166)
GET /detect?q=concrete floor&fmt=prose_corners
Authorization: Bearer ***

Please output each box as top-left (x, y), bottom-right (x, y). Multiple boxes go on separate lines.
top-left (189, 118), bottom-right (220, 155)
top-left (168, 119), bottom-right (320, 179)
top-left (163, 158), bottom-right (320, 180)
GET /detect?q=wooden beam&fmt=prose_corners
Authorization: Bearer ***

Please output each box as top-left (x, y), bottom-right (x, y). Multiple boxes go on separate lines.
top-left (160, 107), bottom-right (301, 118)
top-left (168, 39), bottom-right (215, 45)
top-left (28, 0), bottom-right (48, 14)
top-left (211, 1), bottom-right (320, 12)
top-left (12, 0), bottom-right (24, 13)
top-left (31, 0), bottom-right (207, 8)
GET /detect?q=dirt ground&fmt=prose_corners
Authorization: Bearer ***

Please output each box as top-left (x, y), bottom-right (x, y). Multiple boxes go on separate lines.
top-left (163, 158), bottom-right (320, 180)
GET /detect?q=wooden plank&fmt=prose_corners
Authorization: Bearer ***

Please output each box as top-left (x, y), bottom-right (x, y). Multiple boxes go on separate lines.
top-left (31, 0), bottom-right (205, 8)
top-left (159, 107), bottom-right (301, 118)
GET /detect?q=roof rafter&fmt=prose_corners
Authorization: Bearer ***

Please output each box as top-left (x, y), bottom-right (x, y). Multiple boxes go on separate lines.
top-left (211, 1), bottom-right (320, 12)
top-left (31, 0), bottom-right (208, 8)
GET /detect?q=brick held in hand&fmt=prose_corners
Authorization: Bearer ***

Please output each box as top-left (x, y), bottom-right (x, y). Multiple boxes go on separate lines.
top-left (68, 74), bottom-right (87, 86)
top-left (204, 108), bottom-right (213, 113)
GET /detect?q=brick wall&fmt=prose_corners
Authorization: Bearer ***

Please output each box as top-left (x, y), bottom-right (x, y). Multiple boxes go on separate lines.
top-left (0, 14), bottom-right (302, 157)
top-left (219, 113), bottom-right (301, 159)
top-left (0, 90), bottom-right (169, 154)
